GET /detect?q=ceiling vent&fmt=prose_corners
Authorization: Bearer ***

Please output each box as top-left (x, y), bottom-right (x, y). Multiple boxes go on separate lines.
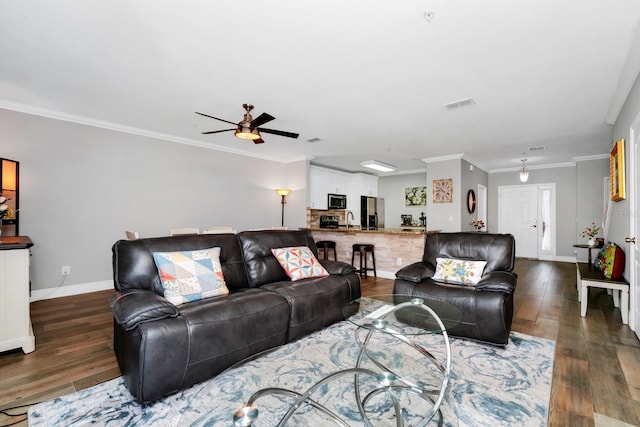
top-left (443, 98), bottom-right (476, 110)
top-left (528, 145), bottom-right (546, 151)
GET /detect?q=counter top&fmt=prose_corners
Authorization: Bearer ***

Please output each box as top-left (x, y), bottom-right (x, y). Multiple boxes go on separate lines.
top-left (0, 236), bottom-right (34, 250)
top-left (302, 227), bottom-right (439, 235)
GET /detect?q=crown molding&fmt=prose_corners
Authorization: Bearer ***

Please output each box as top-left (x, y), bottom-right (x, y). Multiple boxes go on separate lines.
top-left (572, 153), bottom-right (609, 162)
top-left (422, 153), bottom-right (465, 163)
top-left (489, 161), bottom-right (576, 174)
top-left (0, 101), bottom-right (294, 164)
top-left (605, 23), bottom-right (640, 125)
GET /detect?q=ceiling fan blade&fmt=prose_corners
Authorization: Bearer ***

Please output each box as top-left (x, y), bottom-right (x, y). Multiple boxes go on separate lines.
top-left (259, 128), bottom-right (299, 139)
top-left (253, 138), bottom-right (265, 144)
top-left (195, 112), bottom-right (238, 126)
top-left (201, 128), bottom-right (235, 134)
top-left (250, 112), bottom-right (275, 128)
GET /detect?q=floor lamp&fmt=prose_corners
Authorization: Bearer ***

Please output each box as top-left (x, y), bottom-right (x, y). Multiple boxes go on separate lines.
top-left (275, 189), bottom-right (291, 227)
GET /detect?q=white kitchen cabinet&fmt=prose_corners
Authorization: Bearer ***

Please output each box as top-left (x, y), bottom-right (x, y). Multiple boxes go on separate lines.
top-left (309, 166), bottom-right (350, 209)
top-left (0, 236), bottom-right (35, 354)
top-left (352, 173), bottom-right (378, 197)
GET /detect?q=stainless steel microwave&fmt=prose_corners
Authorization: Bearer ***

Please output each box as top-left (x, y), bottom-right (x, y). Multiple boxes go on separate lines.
top-left (327, 193), bottom-right (347, 209)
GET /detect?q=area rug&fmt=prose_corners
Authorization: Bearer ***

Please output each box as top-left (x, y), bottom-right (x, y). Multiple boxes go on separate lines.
top-left (29, 320), bottom-right (554, 426)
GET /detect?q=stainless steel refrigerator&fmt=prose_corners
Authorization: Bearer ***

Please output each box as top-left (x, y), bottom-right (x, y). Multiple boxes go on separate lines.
top-left (360, 196), bottom-right (384, 230)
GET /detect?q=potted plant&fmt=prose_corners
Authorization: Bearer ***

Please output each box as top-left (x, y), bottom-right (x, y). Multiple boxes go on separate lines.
top-left (580, 222), bottom-right (601, 246)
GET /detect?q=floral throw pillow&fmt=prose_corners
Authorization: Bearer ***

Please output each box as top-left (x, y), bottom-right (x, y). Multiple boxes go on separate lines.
top-left (432, 257), bottom-right (487, 285)
top-left (271, 246), bottom-right (329, 281)
top-left (153, 248), bottom-right (229, 305)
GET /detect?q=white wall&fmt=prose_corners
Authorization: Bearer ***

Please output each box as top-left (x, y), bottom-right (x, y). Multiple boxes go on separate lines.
top-left (461, 159), bottom-right (488, 231)
top-left (612, 71), bottom-right (640, 278)
top-left (426, 159), bottom-right (461, 232)
top-left (378, 173), bottom-right (427, 228)
top-left (0, 109), bottom-right (307, 294)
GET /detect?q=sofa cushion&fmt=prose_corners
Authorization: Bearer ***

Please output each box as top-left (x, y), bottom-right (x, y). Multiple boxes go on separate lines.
top-left (422, 232), bottom-right (515, 274)
top-left (237, 230), bottom-right (320, 288)
top-left (152, 248), bottom-right (229, 305)
top-left (113, 234), bottom-right (249, 295)
top-left (271, 246), bottom-right (329, 281)
top-left (432, 257), bottom-right (487, 284)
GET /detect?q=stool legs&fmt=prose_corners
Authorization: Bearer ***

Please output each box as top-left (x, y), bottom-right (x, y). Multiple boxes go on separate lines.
top-left (352, 246), bottom-right (376, 278)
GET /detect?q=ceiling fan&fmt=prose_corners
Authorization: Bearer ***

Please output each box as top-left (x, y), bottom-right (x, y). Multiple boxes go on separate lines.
top-left (196, 104), bottom-right (299, 144)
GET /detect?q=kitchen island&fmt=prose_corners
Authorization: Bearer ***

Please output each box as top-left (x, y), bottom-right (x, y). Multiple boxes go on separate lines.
top-left (303, 227), bottom-right (439, 279)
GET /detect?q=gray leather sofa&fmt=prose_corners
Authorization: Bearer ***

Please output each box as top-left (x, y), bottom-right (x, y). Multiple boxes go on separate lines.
top-left (110, 229), bottom-right (360, 403)
top-left (393, 232), bottom-right (517, 346)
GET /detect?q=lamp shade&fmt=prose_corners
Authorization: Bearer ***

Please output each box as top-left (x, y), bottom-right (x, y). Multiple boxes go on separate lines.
top-left (275, 189), bottom-right (291, 197)
top-left (235, 126), bottom-right (261, 140)
top-left (519, 158), bottom-right (529, 182)
top-left (1, 159), bottom-right (17, 191)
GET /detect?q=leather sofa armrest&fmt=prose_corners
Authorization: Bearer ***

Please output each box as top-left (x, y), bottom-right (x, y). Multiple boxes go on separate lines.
top-left (395, 262), bottom-right (436, 283)
top-left (475, 271), bottom-right (518, 293)
top-left (320, 260), bottom-right (357, 275)
top-left (109, 289), bottom-right (180, 331)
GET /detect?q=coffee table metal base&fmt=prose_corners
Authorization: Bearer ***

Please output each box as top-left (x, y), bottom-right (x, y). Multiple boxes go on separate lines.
top-left (233, 298), bottom-right (453, 427)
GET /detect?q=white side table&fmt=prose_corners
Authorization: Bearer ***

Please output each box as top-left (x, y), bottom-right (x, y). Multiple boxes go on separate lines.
top-left (0, 236), bottom-right (35, 353)
top-left (576, 262), bottom-right (629, 324)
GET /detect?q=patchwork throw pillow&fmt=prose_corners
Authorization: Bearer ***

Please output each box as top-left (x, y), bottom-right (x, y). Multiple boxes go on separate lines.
top-left (271, 246), bottom-right (330, 281)
top-left (432, 257), bottom-right (487, 285)
top-left (153, 248), bottom-right (229, 305)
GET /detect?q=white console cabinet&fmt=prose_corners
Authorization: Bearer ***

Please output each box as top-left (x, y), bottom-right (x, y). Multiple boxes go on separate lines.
top-left (0, 236), bottom-right (35, 353)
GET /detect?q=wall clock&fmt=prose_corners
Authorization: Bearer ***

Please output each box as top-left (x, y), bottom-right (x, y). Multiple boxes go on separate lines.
top-left (467, 189), bottom-right (476, 213)
top-left (433, 178), bottom-right (453, 203)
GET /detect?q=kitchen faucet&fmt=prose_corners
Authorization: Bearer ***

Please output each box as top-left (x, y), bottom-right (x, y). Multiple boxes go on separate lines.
top-left (346, 211), bottom-right (355, 230)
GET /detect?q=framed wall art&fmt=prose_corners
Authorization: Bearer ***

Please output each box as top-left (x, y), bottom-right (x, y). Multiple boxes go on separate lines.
top-left (433, 178), bottom-right (453, 203)
top-left (609, 138), bottom-right (625, 202)
top-left (405, 186), bottom-right (427, 206)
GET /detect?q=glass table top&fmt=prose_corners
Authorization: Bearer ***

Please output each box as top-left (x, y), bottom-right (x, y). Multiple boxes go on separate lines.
top-left (343, 294), bottom-right (463, 335)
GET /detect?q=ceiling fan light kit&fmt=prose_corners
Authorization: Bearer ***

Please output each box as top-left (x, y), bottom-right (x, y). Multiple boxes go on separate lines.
top-left (360, 160), bottom-right (397, 172)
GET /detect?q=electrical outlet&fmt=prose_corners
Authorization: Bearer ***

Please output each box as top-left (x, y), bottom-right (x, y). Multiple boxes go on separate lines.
top-left (62, 265), bottom-right (71, 276)
top-left (397, 257), bottom-right (403, 265)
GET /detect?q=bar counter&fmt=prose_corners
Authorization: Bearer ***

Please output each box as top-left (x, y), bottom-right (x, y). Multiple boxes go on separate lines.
top-left (302, 228), bottom-right (438, 278)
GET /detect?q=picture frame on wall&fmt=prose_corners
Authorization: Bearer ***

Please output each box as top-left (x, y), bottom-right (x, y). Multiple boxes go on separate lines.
top-left (609, 138), bottom-right (625, 202)
top-left (405, 187), bottom-right (427, 206)
top-left (433, 178), bottom-right (453, 203)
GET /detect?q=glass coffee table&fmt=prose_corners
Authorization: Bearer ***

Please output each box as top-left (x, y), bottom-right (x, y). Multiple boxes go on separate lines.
top-left (232, 295), bottom-right (462, 427)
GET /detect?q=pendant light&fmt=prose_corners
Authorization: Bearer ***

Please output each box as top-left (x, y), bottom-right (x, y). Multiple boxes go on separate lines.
top-left (519, 157), bottom-right (529, 182)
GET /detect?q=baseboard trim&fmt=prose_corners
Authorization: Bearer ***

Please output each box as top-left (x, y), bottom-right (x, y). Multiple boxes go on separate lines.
top-left (30, 280), bottom-right (113, 302)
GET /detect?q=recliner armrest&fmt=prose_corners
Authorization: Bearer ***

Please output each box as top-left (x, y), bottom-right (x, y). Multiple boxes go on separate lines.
top-left (475, 271), bottom-right (518, 293)
top-left (320, 260), bottom-right (357, 275)
top-left (109, 289), bottom-right (180, 331)
top-left (395, 262), bottom-right (436, 283)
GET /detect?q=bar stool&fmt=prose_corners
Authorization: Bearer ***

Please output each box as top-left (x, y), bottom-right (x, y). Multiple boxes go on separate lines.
top-left (316, 240), bottom-right (337, 261)
top-left (351, 243), bottom-right (376, 278)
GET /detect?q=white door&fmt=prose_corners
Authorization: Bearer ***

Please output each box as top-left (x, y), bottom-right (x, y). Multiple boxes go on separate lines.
top-left (499, 185), bottom-right (539, 258)
top-left (538, 184), bottom-right (556, 260)
top-left (630, 118), bottom-right (639, 336)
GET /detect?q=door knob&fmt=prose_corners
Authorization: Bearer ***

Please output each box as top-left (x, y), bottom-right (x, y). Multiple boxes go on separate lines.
top-left (531, 224), bottom-right (537, 228)
top-left (625, 237), bottom-right (636, 244)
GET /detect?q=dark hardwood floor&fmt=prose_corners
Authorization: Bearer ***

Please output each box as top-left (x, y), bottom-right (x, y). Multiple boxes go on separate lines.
top-left (0, 259), bottom-right (639, 426)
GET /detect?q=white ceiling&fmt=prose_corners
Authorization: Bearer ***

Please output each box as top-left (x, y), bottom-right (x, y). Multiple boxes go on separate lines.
top-left (2, 1), bottom-right (640, 174)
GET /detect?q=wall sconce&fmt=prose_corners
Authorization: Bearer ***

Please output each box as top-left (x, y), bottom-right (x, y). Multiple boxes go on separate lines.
top-left (1, 158), bottom-right (19, 235)
top-left (275, 189), bottom-right (291, 227)
top-left (519, 158), bottom-right (529, 183)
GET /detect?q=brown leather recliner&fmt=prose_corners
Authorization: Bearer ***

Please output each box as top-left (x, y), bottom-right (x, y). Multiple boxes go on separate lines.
top-left (393, 232), bottom-right (517, 346)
